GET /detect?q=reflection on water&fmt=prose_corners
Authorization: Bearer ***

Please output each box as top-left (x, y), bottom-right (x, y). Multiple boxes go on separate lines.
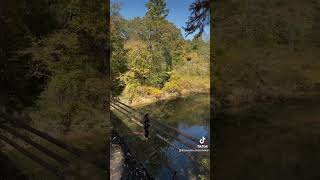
top-left (136, 93), bottom-right (210, 179)
top-left (215, 98), bottom-right (320, 180)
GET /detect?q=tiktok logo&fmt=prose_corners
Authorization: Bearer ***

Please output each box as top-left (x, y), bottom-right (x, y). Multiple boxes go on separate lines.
top-left (199, 136), bottom-right (206, 144)
top-left (197, 136), bottom-right (208, 149)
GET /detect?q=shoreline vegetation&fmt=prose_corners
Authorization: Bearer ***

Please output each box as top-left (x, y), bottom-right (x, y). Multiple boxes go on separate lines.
top-left (120, 84), bottom-right (210, 107)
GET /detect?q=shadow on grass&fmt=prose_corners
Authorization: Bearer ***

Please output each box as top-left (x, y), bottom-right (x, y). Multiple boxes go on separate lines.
top-left (110, 112), bottom-right (194, 179)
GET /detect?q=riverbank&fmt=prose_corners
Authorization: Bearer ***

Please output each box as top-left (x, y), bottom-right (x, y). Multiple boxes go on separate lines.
top-left (110, 130), bottom-right (153, 180)
top-left (119, 87), bottom-right (210, 108)
top-left (118, 51), bottom-right (210, 107)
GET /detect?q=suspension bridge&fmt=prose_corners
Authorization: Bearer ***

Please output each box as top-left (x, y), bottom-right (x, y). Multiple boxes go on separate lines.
top-left (0, 98), bottom-right (210, 179)
top-left (0, 113), bottom-right (106, 179)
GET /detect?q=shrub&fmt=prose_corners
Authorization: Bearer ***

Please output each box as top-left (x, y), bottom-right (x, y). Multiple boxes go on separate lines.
top-left (162, 79), bottom-right (182, 94)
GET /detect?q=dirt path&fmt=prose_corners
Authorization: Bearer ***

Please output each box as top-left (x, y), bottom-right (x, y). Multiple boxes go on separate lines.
top-left (110, 142), bottom-right (124, 180)
top-left (110, 130), bottom-right (153, 180)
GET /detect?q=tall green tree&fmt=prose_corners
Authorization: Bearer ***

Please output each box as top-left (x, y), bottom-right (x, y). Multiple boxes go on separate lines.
top-left (111, 3), bottom-right (128, 95)
top-left (141, 0), bottom-right (182, 87)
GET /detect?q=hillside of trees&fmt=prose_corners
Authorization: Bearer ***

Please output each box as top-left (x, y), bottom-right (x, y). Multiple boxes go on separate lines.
top-left (111, 0), bottom-right (210, 105)
top-left (213, 0), bottom-right (320, 112)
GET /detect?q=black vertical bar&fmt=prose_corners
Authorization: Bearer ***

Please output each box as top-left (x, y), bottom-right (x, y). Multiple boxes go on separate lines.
top-left (106, 0), bottom-right (111, 179)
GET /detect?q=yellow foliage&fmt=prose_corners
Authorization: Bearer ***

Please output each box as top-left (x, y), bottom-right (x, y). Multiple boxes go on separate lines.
top-left (184, 51), bottom-right (200, 61)
top-left (122, 84), bottom-right (162, 100)
top-left (163, 79), bottom-right (182, 94)
top-left (147, 87), bottom-right (162, 97)
top-left (124, 40), bottom-right (147, 50)
top-left (124, 40), bottom-right (154, 79)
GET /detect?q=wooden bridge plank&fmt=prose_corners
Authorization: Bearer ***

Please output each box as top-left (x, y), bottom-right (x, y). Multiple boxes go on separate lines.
top-left (111, 100), bottom-right (210, 172)
top-left (0, 125), bottom-right (70, 166)
top-left (111, 99), bottom-right (200, 144)
top-left (0, 134), bottom-right (64, 179)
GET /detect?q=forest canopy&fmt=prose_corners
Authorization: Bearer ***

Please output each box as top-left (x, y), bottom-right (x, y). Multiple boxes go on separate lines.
top-left (111, 0), bottom-right (210, 104)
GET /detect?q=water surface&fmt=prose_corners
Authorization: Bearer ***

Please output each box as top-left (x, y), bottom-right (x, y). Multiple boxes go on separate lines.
top-left (215, 97), bottom-right (320, 180)
top-left (136, 93), bottom-right (210, 179)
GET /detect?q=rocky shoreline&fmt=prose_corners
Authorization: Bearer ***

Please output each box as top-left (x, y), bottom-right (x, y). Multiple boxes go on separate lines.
top-left (122, 89), bottom-right (210, 108)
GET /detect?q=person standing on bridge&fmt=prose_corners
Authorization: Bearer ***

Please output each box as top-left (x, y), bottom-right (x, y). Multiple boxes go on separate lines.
top-left (143, 113), bottom-right (150, 138)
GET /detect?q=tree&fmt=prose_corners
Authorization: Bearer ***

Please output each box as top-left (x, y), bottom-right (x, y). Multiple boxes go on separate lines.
top-left (24, 0), bottom-right (108, 132)
top-left (111, 2), bottom-right (128, 95)
top-left (145, 0), bottom-right (169, 21)
top-left (0, 0), bottom-right (59, 114)
top-left (184, 0), bottom-right (210, 39)
top-left (141, 0), bottom-right (181, 87)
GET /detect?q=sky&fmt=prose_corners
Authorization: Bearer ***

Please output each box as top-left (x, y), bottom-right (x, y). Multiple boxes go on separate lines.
top-left (111, 0), bottom-right (210, 40)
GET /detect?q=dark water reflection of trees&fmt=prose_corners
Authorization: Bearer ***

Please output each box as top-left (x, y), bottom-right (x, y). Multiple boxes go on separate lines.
top-left (215, 97), bottom-right (320, 180)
